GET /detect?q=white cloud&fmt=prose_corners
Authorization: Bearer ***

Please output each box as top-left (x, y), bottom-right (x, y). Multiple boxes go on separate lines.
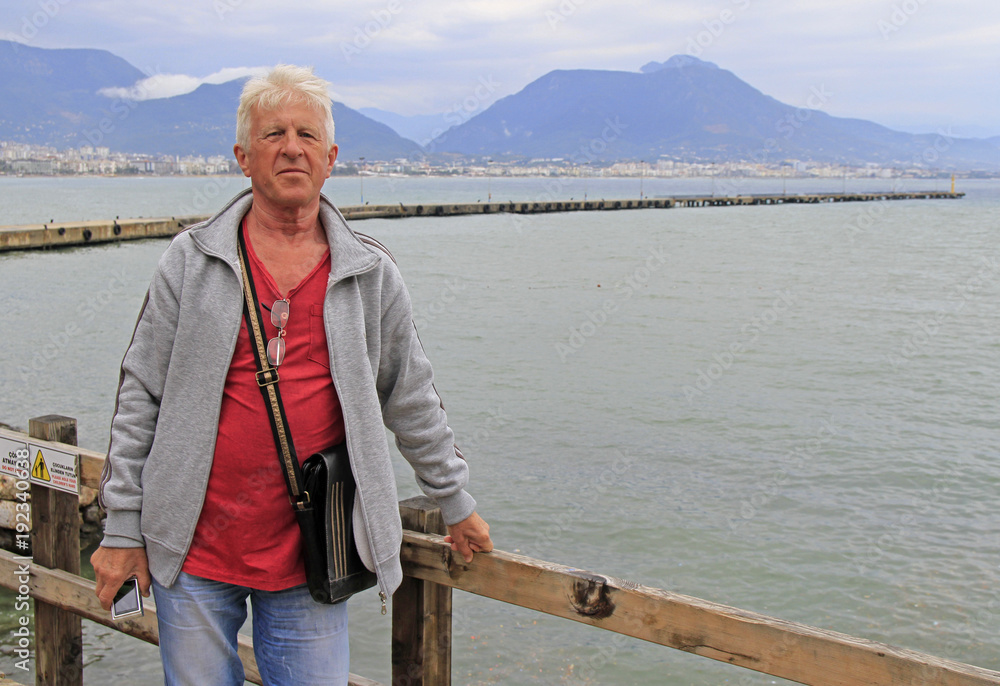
top-left (98, 66), bottom-right (269, 101)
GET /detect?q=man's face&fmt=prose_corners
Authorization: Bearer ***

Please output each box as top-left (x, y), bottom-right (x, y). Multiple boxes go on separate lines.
top-left (234, 99), bottom-right (338, 212)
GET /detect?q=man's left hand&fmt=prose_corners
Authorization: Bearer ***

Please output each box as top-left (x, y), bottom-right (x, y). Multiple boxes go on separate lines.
top-left (444, 511), bottom-right (493, 563)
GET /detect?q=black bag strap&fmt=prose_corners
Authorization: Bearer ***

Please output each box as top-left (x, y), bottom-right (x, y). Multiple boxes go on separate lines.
top-left (236, 226), bottom-right (310, 512)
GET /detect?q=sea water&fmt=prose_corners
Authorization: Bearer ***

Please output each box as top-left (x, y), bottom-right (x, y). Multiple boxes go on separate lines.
top-left (0, 176), bottom-right (997, 685)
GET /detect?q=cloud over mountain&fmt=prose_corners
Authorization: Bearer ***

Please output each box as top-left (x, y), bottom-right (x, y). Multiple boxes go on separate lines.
top-left (0, 40), bottom-right (423, 159)
top-left (98, 67), bottom-right (270, 101)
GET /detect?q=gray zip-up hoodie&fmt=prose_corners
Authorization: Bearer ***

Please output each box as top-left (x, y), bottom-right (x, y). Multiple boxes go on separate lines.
top-left (99, 188), bottom-right (476, 601)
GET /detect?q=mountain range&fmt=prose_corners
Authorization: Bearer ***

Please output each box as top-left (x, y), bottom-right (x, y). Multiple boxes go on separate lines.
top-left (0, 40), bottom-right (421, 160)
top-left (2, 41), bottom-right (997, 170)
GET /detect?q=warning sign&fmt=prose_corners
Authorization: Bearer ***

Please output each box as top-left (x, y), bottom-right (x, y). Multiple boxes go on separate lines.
top-left (28, 443), bottom-right (78, 494)
top-left (0, 435), bottom-right (30, 478)
top-left (32, 451), bottom-right (51, 481)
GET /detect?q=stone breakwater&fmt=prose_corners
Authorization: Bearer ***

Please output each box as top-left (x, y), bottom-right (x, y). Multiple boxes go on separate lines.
top-left (0, 191), bottom-right (965, 252)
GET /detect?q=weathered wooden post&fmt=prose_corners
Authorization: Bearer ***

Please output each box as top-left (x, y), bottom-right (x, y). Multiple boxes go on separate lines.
top-left (29, 415), bottom-right (83, 686)
top-left (393, 496), bottom-right (453, 686)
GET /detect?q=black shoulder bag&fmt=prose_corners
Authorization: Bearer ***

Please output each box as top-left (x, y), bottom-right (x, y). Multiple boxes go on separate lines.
top-left (236, 229), bottom-right (377, 605)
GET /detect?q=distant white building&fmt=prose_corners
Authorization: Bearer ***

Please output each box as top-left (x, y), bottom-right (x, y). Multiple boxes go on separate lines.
top-left (12, 159), bottom-right (56, 174)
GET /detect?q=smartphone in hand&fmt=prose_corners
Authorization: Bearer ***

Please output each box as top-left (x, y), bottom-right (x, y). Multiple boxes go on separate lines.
top-left (110, 577), bottom-right (144, 620)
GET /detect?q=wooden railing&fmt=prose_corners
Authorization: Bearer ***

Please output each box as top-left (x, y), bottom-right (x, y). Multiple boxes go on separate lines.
top-left (2, 416), bottom-right (999, 686)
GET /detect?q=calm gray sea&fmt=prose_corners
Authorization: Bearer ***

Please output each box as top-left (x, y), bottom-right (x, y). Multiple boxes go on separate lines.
top-left (1, 176), bottom-right (998, 685)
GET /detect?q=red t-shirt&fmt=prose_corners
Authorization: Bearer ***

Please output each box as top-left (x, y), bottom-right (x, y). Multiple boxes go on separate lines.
top-left (183, 221), bottom-right (345, 589)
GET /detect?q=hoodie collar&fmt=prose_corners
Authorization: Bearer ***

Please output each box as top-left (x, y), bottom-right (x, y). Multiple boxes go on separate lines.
top-left (190, 188), bottom-right (381, 283)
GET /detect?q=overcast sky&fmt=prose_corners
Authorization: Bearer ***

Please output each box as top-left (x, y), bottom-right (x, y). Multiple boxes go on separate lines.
top-left (4, 0), bottom-right (999, 137)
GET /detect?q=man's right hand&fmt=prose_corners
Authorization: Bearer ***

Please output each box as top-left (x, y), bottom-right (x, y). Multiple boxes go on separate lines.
top-left (91, 546), bottom-right (152, 611)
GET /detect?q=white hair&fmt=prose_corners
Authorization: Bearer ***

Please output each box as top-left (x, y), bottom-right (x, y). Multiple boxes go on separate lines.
top-left (236, 64), bottom-right (335, 150)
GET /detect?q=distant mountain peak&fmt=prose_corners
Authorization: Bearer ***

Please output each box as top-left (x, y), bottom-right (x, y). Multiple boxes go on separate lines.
top-left (640, 55), bottom-right (719, 73)
top-left (429, 55), bottom-right (997, 169)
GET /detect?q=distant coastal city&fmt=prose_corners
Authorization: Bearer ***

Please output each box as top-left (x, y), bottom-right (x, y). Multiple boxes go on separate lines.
top-left (2, 139), bottom-right (993, 180)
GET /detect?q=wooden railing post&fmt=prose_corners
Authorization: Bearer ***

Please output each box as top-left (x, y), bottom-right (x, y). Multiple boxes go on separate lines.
top-left (28, 415), bottom-right (83, 686)
top-left (393, 497), bottom-right (452, 686)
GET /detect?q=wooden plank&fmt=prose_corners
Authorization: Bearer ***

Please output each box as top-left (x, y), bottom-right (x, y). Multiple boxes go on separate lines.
top-left (400, 531), bottom-right (1000, 686)
top-left (77, 449), bottom-right (104, 491)
top-left (29, 415), bottom-right (82, 686)
top-left (393, 497), bottom-right (452, 686)
top-left (5, 552), bottom-right (160, 642)
top-left (0, 550), bottom-right (384, 685)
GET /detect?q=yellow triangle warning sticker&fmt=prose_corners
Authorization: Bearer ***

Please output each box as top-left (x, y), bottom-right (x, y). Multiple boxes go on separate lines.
top-left (32, 450), bottom-right (51, 482)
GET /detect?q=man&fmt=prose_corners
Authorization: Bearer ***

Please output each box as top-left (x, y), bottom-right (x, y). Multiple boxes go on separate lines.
top-left (92, 64), bottom-right (492, 685)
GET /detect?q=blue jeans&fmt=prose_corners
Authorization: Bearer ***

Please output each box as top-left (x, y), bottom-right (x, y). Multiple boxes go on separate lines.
top-left (152, 572), bottom-right (349, 686)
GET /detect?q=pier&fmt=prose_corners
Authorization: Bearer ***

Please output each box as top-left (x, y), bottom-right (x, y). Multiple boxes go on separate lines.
top-left (0, 190), bottom-right (965, 252)
top-left (2, 416), bottom-right (998, 686)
